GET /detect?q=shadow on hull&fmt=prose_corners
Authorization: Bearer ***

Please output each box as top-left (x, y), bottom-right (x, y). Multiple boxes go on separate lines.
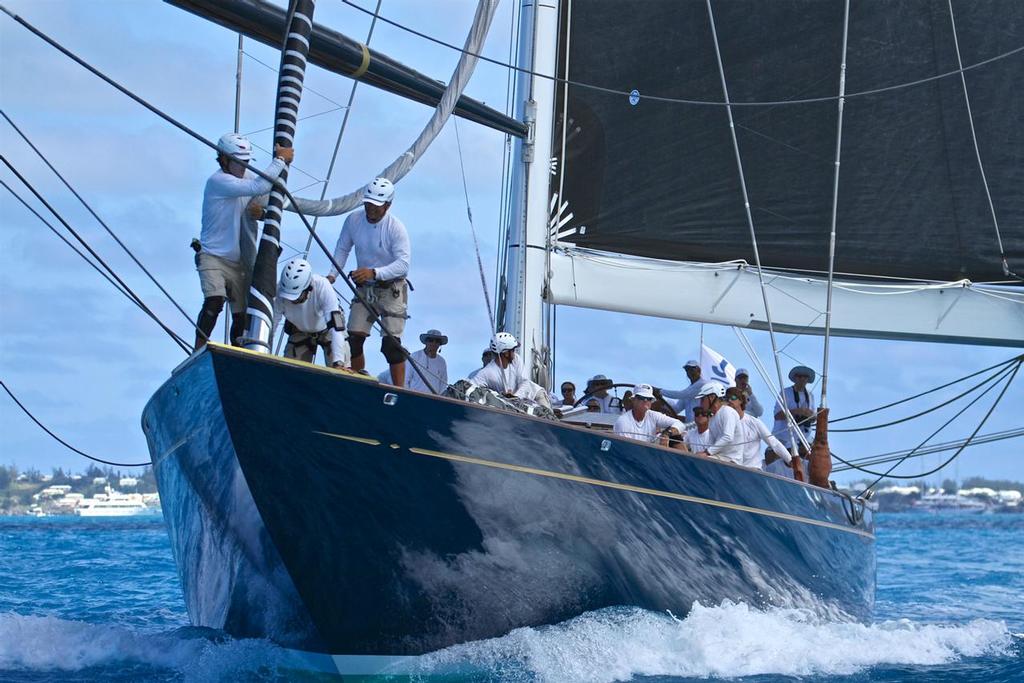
top-left (143, 344), bottom-right (874, 658)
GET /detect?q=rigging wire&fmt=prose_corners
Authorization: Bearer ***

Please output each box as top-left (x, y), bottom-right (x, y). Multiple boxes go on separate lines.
top-left (0, 155), bottom-right (193, 354)
top-left (0, 8), bottom-right (441, 392)
top-left (1, 179), bottom-right (136, 302)
top-left (337, 0), bottom-right (1024, 108)
top-left (833, 427), bottom-right (1024, 473)
top-left (844, 361), bottom-right (1021, 492)
top-left (301, 0), bottom-right (384, 256)
top-left (829, 361), bottom-right (1018, 433)
top-left (946, 0), bottom-right (1020, 282)
top-left (1, 379), bottom-right (151, 468)
top-left (1, 109), bottom-right (203, 340)
top-left (453, 118), bottom-right (496, 333)
top-left (706, 0), bottom-right (806, 457)
top-left (829, 355), bottom-right (1022, 423)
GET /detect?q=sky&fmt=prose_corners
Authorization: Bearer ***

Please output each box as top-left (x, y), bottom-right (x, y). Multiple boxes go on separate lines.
top-left (1, 0), bottom-right (1021, 487)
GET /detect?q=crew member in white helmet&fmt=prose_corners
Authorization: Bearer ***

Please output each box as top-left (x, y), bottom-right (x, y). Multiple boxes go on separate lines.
top-left (614, 384), bottom-right (685, 447)
top-left (196, 133), bottom-right (293, 348)
top-left (326, 177), bottom-right (411, 385)
top-left (734, 368), bottom-right (764, 418)
top-left (405, 328), bottom-right (449, 394)
top-left (723, 387), bottom-right (801, 478)
top-left (694, 382), bottom-right (743, 464)
top-left (273, 258), bottom-right (349, 369)
top-left (468, 333), bottom-right (551, 408)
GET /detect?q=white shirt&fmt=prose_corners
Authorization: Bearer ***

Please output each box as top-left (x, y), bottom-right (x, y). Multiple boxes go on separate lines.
top-left (469, 357), bottom-right (530, 396)
top-left (590, 394), bottom-right (622, 414)
top-left (377, 369), bottom-right (393, 384)
top-left (739, 413), bottom-right (790, 469)
top-left (406, 349), bottom-right (448, 394)
top-left (329, 210), bottom-right (410, 282)
top-left (706, 405), bottom-right (743, 464)
top-left (660, 381), bottom-right (703, 420)
top-left (201, 159), bottom-right (285, 262)
top-left (614, 409), bottom-right (684, 443)
top-left (773, 385), bottom-right (817, 448)
top-left (273, 275), bottom-right (346, 366)
top-left (685, 426), bottom-right (711, 453)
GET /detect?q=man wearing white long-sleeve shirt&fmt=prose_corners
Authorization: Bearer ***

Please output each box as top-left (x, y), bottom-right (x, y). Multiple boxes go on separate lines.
top-left (326, 177), bottom-right (410, 386)
top-left (405, 329), bottom-right (448, 394)
top-left (196, 133), bottom-right (292, 349)
top-left (469, 333), bottom-right (551, 409)
top-left (273, 258), bottom-right (348, 369)
top-left (723, 387), bottom-right (802, 479)
top-left (694, 383), bottom-right (744, 464)
top-left (655, 360), bottom-right (703, 421)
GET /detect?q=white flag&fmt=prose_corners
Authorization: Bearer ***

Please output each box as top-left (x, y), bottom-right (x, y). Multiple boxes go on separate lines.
top-left (700, 343), bottom-right (736, 387)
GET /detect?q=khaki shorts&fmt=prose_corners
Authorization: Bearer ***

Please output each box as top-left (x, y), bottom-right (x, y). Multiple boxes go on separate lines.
top-left (197, 252), bottom-right (248, 314)
top-left (348, 280), bottom-right (408, 337)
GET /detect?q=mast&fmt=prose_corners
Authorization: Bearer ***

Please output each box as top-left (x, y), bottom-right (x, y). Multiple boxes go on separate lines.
top-left (503, 0), bottom-right (558, 386)
top-left (242, 0), bottom-right (316, 351)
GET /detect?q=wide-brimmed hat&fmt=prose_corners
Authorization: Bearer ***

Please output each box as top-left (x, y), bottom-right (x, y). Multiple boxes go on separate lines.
top-left (586, 374), bottom-right (613, 388)
top-left (788, 365), bottom-right (816, 383)
top-left (419, 329), bottom-right (448, 345)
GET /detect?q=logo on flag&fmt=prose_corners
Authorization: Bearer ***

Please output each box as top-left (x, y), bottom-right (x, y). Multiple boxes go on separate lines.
top-left (700, 343), bottom-right (736, 387)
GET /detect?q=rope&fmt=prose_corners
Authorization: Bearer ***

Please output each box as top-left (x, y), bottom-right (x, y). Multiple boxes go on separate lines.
top-left (1, 379), bottom-right (150, 468)
top-left (1, 109), bottom-right (203, 340)
top-left (856, 360), bottom-right (1020, 493)
top-left (453, 118), bottom-right (496, 333)
top-left (337, 0), bottom-right (1024, 108)
top-left (828, 354), bottom-right (1021, 423)
top-left (0, 154), bottom-right (193, 354)
top-left (301, 0), bottom-right (383, 256)
top-left (833, 427), bottom-right (1024, 473)
top-left (0, 6), bottom-right (441, 394)
top-left (706, 0), bottom-right (802, 457)
top-left (946, 0), bottom-right (1020, 282)
top-left (829, 361), bottom-right (1017, 432)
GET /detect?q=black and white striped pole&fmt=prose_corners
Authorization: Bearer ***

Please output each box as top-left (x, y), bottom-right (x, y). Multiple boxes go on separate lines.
top-left (243, 0), bottom-right (315, 352)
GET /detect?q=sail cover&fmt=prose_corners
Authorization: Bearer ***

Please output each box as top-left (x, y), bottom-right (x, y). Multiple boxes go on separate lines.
top-left (553, 0), bottom-right (1023, 283)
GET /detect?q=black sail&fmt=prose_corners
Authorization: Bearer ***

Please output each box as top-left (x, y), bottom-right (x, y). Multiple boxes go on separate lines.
top-left (553, 0), bottom-right (1024, 282)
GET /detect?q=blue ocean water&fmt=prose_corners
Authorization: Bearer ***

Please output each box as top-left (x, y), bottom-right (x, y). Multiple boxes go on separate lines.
top-left (0, 513), bottom-right (1021, 682)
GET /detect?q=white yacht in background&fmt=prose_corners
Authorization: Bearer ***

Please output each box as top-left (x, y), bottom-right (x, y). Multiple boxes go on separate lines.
top-left (913, 492), bottom-right (988, 513)
top-left (76, 487), bottom-right (159, 517)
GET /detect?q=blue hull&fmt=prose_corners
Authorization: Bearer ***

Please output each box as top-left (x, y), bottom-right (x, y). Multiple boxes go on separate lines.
top-left (143, 344), bottom-right (874, 657)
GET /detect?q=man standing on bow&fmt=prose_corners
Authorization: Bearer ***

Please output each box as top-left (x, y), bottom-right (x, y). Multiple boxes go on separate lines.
top-left (326, 177), bottom-right (410, 386)
top-left (196, 133), bottom-right (293, 349)
top-left (405, 328), bottom-right (448, 394)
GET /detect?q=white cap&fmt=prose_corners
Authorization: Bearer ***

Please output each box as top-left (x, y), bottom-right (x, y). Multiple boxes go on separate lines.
top-left (683, 360), bottom-right (700, 369)
top-left (632, 383), bottom-right (655, 399)
top-left (736, 368), bottom-right (750, 377)
top-left (695, 382), bottom-right (726, 399)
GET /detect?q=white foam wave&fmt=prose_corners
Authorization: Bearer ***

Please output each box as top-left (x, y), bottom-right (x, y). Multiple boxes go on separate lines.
top-left (0, 613), bottom-right (282, 681)
top-left (416, 602), bottom-right (1015, 681)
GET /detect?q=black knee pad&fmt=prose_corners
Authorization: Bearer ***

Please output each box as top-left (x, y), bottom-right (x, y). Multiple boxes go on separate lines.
top-left (381, 335), bottom-right (405, 365)
top-left (202, 296), bottom-right (226, 316)
top-left (348, 334), bottom-right (366, 359)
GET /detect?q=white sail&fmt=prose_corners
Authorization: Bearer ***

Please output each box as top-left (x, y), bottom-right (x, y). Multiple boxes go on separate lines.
top-left (548, 247), bottom-right (1024, 347)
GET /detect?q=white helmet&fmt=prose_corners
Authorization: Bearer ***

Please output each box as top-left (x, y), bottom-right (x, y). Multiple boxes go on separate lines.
top-left (217, 133), bottom-right (253, 162)
top-left (695, 382), bottom-right (726, 399)
top-left (278, 258), bottom-right (313, 301)
top-left (363, 177), bottom-right (395, 206)
top-left (490, 332), bottom-right (519, 353)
